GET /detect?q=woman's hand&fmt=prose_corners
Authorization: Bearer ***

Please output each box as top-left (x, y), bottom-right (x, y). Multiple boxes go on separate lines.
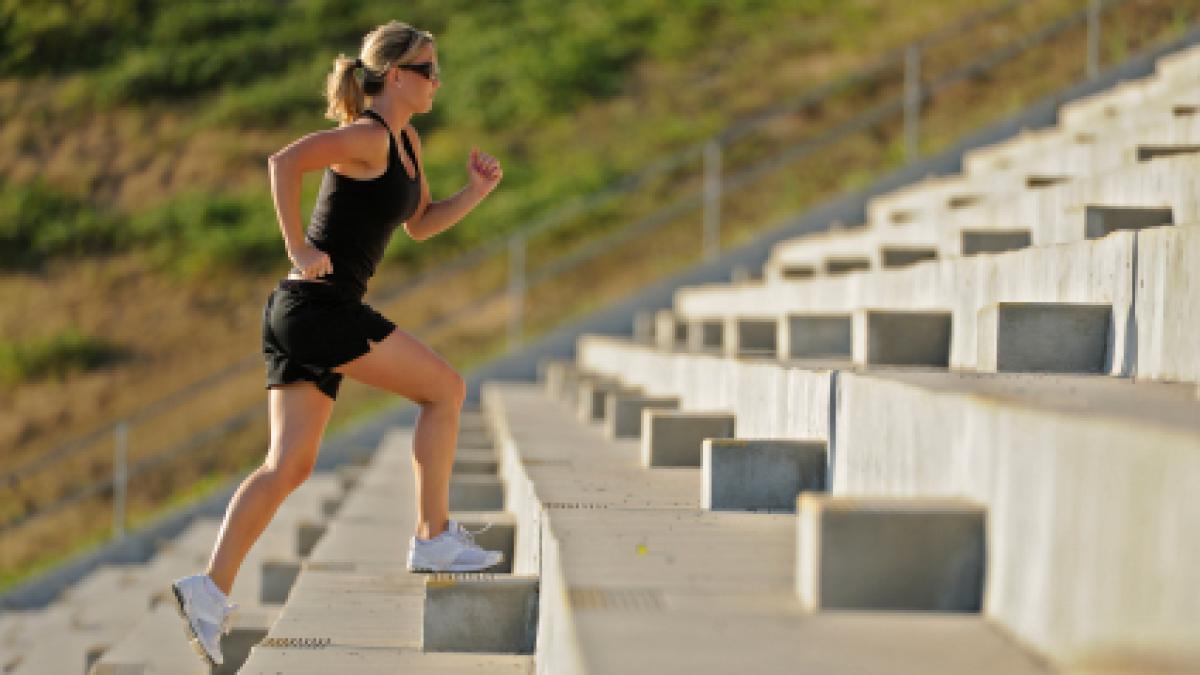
top-left (467, 148), bottom-right (503, 195)
top-left (288, 241), bottom-right (333, 280)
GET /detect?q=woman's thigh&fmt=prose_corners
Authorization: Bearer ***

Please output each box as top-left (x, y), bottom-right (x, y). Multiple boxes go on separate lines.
top-left (266, 382), bottom-right (335, 481)
top-left (332, 328), bottom-right (464, 405)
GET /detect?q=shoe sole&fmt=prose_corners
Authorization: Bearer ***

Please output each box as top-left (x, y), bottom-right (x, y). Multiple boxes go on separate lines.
top-left (170, 582), bottom-right (221, 668)
top-left (407, 554), bottom-right (505, 573)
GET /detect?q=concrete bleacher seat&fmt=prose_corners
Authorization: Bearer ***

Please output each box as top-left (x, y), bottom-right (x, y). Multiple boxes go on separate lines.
top-left (483, 381), bottom-right (1054, 673)
top-left (564, 336), bottom-right (1199, 671)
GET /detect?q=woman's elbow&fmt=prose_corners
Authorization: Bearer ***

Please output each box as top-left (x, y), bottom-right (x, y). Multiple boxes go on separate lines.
top-left (403, 222), bottom-right (426, 241)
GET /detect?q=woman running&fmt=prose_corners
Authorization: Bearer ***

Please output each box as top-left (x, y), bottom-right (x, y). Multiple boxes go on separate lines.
top-left (169, 20), bottom-right (505, 667)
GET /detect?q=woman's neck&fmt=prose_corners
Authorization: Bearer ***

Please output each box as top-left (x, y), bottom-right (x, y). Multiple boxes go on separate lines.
top-left (365, 95), bottom-right (413, 131)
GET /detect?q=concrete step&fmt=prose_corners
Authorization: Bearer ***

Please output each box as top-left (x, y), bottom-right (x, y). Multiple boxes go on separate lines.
top-left (242, 426), bottom-right (534, 673)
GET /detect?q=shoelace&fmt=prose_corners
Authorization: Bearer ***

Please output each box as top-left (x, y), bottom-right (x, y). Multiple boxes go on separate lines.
top-left (219, 602), bottom-right (239, 635)
top-left (451, 522), bottom-right (492, 549)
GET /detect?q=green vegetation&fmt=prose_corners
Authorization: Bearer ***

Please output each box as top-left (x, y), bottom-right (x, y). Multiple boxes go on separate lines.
top-left (0, 179), bottom-right (126, 268)
top-left (129, 190), bottom-right (281, 278)
top-left (0, 327), bottom-right (123, 386)
top-left (0, 0), bottom-right (863, 278)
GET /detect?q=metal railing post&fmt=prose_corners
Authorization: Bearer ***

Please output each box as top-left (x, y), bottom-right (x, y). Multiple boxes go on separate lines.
top-left (507, 234), bottom-right (526, 350)
top-left (1087, 0), bottom-right (1102, 80)
top-left (703, 140), bottom-right (723, 260)
top-left (113, 421), bottom-right (128, 540)
top-left (904, 44), bottom-right (922, 162)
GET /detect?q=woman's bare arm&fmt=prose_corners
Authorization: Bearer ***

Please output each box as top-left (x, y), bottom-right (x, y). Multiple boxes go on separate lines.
top-left (401, 125), bottom-right (502, 242)
top-left (267, 123), bottom-right (387, 276)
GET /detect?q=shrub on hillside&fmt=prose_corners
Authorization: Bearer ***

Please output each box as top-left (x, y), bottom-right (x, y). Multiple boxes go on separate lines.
top-left (130, 191), bottom-right (283, 278)
top-left (0, 328), bottom-right (123, 386)
top-left (0, 180), bottom-right (126, 269)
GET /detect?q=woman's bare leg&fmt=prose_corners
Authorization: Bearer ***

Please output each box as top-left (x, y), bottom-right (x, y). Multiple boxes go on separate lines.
top-left (334, 329), bottom-right (466, 540)
top-left (204, 382), bottom-right (334, 595)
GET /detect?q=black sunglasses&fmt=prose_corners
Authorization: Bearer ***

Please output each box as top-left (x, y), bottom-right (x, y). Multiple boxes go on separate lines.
top-left (396, 61), bottom-right (439, 81)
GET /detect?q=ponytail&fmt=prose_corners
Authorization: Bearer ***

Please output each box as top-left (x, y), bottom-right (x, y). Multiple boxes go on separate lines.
top-left (324, 54), bottom-right (365, 126)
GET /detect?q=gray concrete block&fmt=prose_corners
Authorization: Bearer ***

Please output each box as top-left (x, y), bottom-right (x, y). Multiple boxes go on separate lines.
top-left (727, 318), bottom-right (778, 358)
top-left (880, 247), bottom-right (938, 269)
top-left (640, 411), bottom-right (736, 467)
top-left (422, 575), bottom-right (539, 654)
top-left (853, 310), bottom-right (952, 367)
top-left (452, 451), bottom-right (499, 476)
top-left (457, 428), bottom-right (493, 450)
top-left (947, 193), bottom-right (982, 209)
top-left (687, 319), bottom-right (724, 353)
top-left (1084, 205), bottom-right (1173, 239)
top-left (335, 463), bottom-right (366, 492)
top-left (796, 495), bottom-right (986, 612)
top-left (702, 439), bottom-right (826, 511)
top-left (260, 559), bottom-right (301, 604)
top-left (654, 309), bottom-right (687, 350)
top-left (320, 495), bottom-right (342, 518)
top-left (633, 310), bottom-right (656, 344)
top-left (576, 376), bottom-right (629, 423)
top-left (296, 520), bottom-right (327, 558)
top-left (960, 230), bottom-right (1031, 255)
top-left (781, 264), bottom-right (816, 280)
top-left (1026, 174), bottom-right (1069, 188)
top-left (540, 359), bottom-right (577, 401)
top-left (730, 264), bottom-right (763, 283)
top-left (213, 607), bottom-right (275, 674)
top-left (605, 394), bottom-right (680, 440)
top-left (824, 257), bottom-right (871, 275)
top-left (977, 302), bottom-right (1112, 373)
top-left (1136, 144), bottom-right (1200, 162)
top-left (782, 314), bottom-right (852, 360)
top-left (449, 475), bottom-right (504, 511)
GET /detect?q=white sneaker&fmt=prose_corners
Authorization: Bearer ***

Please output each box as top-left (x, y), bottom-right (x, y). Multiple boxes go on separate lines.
top-left (170, 573), bottom-right (239, 666)
top-left (407, 519), bottom-right (505, 572)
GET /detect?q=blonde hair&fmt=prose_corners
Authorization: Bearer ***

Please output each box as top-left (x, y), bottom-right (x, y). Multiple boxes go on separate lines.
top-left (324, 21), bottom-right (435, 125)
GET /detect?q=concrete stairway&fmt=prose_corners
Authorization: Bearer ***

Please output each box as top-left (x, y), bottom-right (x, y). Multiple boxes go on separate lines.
top-left (483, 380), bottom-right (1052, 673)
top-left (237, 414), bottom-right (536, 674)
top-left (3, 472), bottom-right (347, 675)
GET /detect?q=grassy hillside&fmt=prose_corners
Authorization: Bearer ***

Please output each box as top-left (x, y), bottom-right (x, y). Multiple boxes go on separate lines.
top-left (2, 0), bottom-right (1195, 592)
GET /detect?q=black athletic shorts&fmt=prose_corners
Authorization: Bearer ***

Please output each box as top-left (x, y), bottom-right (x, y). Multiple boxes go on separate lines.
top-left (261, 279), bottom-right (395, 400)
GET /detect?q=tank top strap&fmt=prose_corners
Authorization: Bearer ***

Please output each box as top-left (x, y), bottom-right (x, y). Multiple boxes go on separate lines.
top-left (358, 109), bottom-right (399, 161)
top-left (358, 108), bottom-right (391, 133)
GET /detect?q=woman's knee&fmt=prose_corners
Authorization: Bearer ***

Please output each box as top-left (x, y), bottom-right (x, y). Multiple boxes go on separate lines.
top-left (421, 367), bottom-right (466, 407)
top-left (262, 449), bottom-right (316, 491)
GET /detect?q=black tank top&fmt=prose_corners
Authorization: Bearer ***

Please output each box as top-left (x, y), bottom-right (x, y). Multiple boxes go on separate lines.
top-left (300, 108), bottom-right (421, 300)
